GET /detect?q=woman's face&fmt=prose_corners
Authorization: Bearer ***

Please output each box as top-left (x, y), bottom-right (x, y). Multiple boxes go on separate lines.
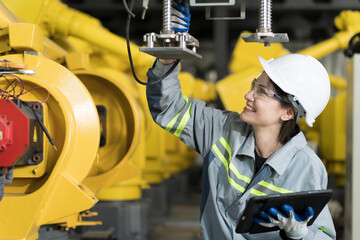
top-left (240, 72), bottom-right (289, 128)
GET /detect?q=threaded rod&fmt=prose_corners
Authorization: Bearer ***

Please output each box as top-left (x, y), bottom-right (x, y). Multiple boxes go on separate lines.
top-left (163, 0), bottom-right (172, 31)
top-left (258, 0), bottom-right (272, 32)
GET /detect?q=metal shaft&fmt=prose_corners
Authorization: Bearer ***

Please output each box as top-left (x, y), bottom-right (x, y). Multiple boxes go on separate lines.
top-left (163, 0), bottom-right (172, 31)
top-left (258, 0), bottom-right (272, 32)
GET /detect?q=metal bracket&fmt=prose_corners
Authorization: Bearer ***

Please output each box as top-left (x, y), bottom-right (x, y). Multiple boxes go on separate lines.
top-left (205, 0), bottom-right (246, 20)
top-left (241, 31), bottom-right (289, 47)
top-left (140, 32), bottom-right (202, 60)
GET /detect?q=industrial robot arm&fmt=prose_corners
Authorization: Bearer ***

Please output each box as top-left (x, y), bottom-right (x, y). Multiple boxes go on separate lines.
top-left (0, 167), bottom-right (13, 201)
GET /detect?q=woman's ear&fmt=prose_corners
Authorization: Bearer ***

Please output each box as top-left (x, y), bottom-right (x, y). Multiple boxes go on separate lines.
top-left (280, 107), bottom-right (296, 122)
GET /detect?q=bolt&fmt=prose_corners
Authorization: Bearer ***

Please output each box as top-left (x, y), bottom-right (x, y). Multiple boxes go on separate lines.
top-left (7, 121), bottom-right (10, 125)
top-left (24, 144), bottom-right (28, 148)
top-left (32, 103), bottom-right (41, 111)
top-left (32, 154), bottom-right (41, 162)
top-left (8, 141), bottom-right (11, 144)
top-left (1, 115), bottom-right (4, 118)
top-left (0, 146), bottom-right (4, 151)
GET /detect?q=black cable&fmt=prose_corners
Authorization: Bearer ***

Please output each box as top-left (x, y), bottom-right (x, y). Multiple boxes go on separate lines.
top-left (125, 0), bottom-right (180, 86)
top-left (25, 102), bottom-right (57, 151)
top-left (344, 32), bottom-right (360, 58)
top-left (122, 0), bottom-right (135, 18)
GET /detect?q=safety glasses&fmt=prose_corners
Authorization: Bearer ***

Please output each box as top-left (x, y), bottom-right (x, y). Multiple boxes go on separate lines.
top-left (251, 79), bottom-right (287, 103)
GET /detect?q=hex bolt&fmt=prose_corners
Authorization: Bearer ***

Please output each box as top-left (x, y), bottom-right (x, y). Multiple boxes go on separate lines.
top-left (32, 103), bottom-right (41, 111)
top-left (32, 154), bottom-right (41, 163)
top-left (0, 146), bottom-right (4, 151)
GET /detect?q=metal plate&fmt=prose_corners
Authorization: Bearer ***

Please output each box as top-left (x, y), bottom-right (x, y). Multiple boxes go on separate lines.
top-left (140, 47), bottom-right (202, 60)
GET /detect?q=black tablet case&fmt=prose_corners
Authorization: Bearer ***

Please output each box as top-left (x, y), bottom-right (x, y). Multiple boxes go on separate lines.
top-left (235, 189), bottom-right (333, 234)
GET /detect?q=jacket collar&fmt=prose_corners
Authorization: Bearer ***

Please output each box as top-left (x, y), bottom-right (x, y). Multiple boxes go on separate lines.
top-left (236, 131), bottom-right (307, 175)
top-left (266, 131), bottom-right (307, 175)
top-left (236, 130), bottom-right (255, 158)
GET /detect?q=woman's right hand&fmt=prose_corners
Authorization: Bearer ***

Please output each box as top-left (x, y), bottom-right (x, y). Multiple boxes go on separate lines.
top-left (159, 59), bottom-right (177, 65)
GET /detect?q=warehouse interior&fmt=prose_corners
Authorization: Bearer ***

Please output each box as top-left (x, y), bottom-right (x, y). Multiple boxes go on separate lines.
top-left (0, 0), bottom-right (359, 239)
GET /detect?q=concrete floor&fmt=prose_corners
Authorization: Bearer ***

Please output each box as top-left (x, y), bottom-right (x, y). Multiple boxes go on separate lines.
top-left (148, 193), bottom-right (201, 240)
top-left (148, 203), bottom-right (200, 240)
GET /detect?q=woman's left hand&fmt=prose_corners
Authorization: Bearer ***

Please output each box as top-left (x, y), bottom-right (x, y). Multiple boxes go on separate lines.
top-left (254, 204), bottom-right (314, 239)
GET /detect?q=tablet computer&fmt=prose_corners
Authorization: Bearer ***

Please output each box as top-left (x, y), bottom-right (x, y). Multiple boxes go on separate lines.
top-left (235, 189), bottom-right (333, 234)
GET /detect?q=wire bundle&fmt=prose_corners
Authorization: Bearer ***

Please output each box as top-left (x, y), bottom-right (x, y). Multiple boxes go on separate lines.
top-left (0, 74), bottom-right (50, 104)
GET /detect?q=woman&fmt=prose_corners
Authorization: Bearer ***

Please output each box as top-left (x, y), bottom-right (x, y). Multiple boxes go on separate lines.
top-left (146, 54), bottom-right (336, 239)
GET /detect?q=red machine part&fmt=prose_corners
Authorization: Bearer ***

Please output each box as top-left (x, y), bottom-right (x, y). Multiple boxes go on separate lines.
top-left (0, 114), bottom-right (13, 151)
top-left (0, 99), bottom-right (29, 167)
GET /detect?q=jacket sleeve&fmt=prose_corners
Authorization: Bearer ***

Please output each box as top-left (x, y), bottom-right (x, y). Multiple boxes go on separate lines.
top-left (146, 59), bottom-right (245, 157)
top-left (303, 173), bottom-right (336, 240)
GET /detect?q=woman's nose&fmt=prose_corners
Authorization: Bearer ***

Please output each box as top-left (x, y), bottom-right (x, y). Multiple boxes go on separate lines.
top-left (245, 90), bottom-right (255, 101)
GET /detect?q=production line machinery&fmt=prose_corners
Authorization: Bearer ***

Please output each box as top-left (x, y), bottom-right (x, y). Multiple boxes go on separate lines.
top-left (0, 0), bottom-right (217, 238)
top-left (0, 14), bottom-right (101, 240)
top-left (3, 0), bottom-right (350, 239)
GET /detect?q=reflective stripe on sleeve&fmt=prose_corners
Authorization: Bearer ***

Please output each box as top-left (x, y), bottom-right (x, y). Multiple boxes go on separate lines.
top-left (165, 95), bottom-right (191, 137)
top-left (174, 101), bottom-right (193, 137)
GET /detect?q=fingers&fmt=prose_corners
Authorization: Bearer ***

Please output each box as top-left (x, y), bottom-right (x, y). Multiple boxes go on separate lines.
top-left (300, 206), bottom-right (314, 222)
top-left (281, 204), bottom-right (294, 218)
top-left (282, 204), bottom-right (314, 222)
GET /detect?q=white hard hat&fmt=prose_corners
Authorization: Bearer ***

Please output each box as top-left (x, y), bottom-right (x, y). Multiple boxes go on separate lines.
top-left (258, 54), bottom-right (330, 127)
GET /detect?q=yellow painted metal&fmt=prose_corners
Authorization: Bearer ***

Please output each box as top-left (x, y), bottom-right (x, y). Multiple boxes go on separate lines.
top-left (63, 37), bottom-right (170, 184)
top-left (64, 52), bottom-right (145, 195)
top-left (87, 52), bottom-right (169, 185)
top-left (229, 31), bottom-right (290, 74)
top-left (2, 0), bottom-right (154, 70)
top-left (0, 49), bottom-right (100, 239)
top-left (320, 91), bottom-right (346, 160)
top-left (319, 91), bottom-right (346, 186)
top-left (8, 22), bottom-right (43, 52)
top-left (298, 10), bottom-right (360, 58)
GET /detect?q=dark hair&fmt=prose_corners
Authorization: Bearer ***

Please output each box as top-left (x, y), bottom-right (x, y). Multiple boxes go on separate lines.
top-left (272, 81), bottom-right (300, 145)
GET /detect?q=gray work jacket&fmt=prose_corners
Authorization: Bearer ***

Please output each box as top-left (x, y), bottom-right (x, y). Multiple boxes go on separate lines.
top-left (146, 60), bottom-right (336, 240)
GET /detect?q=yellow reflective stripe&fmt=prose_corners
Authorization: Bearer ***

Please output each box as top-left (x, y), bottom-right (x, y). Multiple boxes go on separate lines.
top-left (165, 112), bottom-right (181, 131)
top-left (258, 181), bottom-right (293, 194)
top-left (219, 137), bottom-right (251, 184)
top-left (212, 145), bottom-right (245, 193)
top-left (174, 101), bottom-right (193, 137)
top-left (231, 165), bottom-right (251, 183)
top-left (220, 137), bottom-right (232, 159)
top-left (165, 95), bottom-right (189, 132)
top-left (318, 226), bottom-right (335, 239)
top-left (250, 189), bottom-right (267, 196)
